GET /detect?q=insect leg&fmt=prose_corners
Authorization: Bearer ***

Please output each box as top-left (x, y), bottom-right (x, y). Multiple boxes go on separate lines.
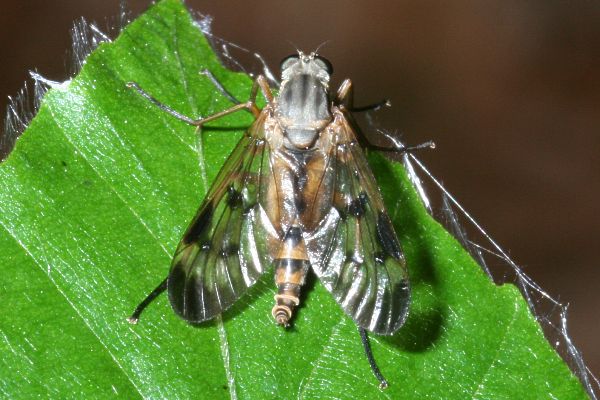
top-left (335, 79), bottom-right (354, 107)
top-left (127, 74), bottom-right (273, 125)
top-left (251, 74), bottom-right (274, 104)
top-left (126, 81), bottom-right (200, 125)
top-left (126, 81), bottom-right (250, 124)
top-left (127, 277), bottom-right (168, 324)
top-left (358, 327), bottom-right (389, 389)
top-left (369, 129), bottom-right (436, 154)
top-left (199, 69), bottom-right (242, 105)
top-left (200, 65), bottom-right (279, 103)
top-left (335, 78), bottom-right (391, 113)
top-left (348, 99), bottom-right (392, 113)
top-left (195, 74), bottom-right (274, 121)
top-left (253, 52), bottom-right (280, 87)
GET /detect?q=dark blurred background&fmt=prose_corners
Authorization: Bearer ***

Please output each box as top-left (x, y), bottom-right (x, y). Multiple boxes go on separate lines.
top-left (1, 0), bottom-right (598, 378)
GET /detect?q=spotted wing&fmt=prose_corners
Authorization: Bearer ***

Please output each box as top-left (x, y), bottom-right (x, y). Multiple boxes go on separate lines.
top-left (306, 117), bottom-right (410, 335)
top-left (167, 119), bottom-right (277, 323)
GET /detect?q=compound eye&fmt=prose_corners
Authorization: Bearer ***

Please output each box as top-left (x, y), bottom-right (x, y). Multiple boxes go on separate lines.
top-left (313, 55), bottom-right (333, 75)
top-left (280, 54), bottom-right (300, 71)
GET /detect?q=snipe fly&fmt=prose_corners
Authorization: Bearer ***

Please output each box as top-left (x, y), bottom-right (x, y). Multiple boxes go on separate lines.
top-left (127, 51), bottom-right (433, 388)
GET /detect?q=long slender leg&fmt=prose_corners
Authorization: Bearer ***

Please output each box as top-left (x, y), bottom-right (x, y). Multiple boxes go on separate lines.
top-left (359, 327), bottom-right (389, 389)
top-left (337, 80), bottom-right (434, 154)
top-left (348, 99), bottom-right (391, 113)
top-left (370, 129), bottom-right (436, 154)
top-left (127, 277), bottom-right (168, 324)
top-left (200, 64), bottom-right (279, 103)
top-left (127, 81), bottom-right (253, 126)
top-left (335, 78), bottom-right (391, 113)
top-left (126, 82), bottom-right (200, 125)
top-left (199, 69), bottom-right (241, 105)
top-left (335, 79), bottom-right (431, 153)
top-left (335, 78), bottom-right (354, 108)
top-left (251, 74), bottom-right (274, 103)
top-left (126, 74), bottom-right (273, 126)
top-left (253, 52), bottom-right (280, 87)
top-left (369, 139), bottom-right (436, 154)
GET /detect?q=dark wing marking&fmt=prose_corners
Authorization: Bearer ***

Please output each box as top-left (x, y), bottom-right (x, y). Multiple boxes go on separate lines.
top-left (167, 116), bottom-right (277, 323)
top-left (306, 116), bottom-right (410, 335)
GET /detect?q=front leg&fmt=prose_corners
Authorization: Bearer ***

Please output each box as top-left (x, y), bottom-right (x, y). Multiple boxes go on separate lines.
top-left (369, 129), bottom-right (435, 154)
top-left (335, 80), bottom-right (435, 154)
top-left (335, 78), bottom-right (391, 113)
top-left (126, 74), bottom-right (274, 126)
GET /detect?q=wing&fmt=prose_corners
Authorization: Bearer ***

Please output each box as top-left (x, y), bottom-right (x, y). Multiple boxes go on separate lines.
top-left (305, 113), bottom-right (410, 335)
top-left (167, 116), bottom-right (277, 323)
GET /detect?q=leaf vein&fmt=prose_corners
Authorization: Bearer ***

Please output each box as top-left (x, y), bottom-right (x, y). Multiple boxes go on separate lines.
top-left (48, 98), bottom-right (172, 257)
top-left (471, 301), bottom-right (520, 398)
top-left (0, 221), bottom-right (145, 399)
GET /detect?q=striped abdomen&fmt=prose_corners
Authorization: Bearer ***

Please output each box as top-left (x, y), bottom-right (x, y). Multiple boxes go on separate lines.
top-left (272, 227), bottom-right (310, 326)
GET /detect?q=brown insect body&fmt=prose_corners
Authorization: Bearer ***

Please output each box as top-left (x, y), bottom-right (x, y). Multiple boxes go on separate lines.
top-left (129, 51), bottom-right (415, 388)
top-left (264, 103), bottom-right (374, 327)
top-left (164, 53), bottom-right (409, 335)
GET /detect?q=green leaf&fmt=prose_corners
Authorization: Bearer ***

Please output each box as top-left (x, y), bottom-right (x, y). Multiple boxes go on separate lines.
top-left (0, 0), bottom-right (589, 398)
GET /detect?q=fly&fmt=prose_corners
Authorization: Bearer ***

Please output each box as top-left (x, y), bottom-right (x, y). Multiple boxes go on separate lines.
top-left (126, 51), bottom-right (434, 388)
